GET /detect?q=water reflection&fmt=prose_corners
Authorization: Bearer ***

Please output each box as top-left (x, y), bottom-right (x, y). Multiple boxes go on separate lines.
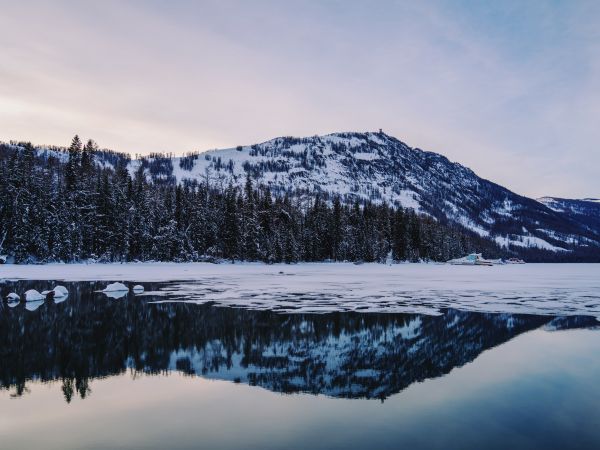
top-left (0, 280), bottom-right (597, 403)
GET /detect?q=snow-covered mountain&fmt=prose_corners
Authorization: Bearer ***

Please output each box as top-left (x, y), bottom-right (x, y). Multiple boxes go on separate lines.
top-left (128, 131), bottom-right (599, 253)
top-left (4, 132), bottom-right (600, 254)
top-left (538, 197), bottom-right (600, 234)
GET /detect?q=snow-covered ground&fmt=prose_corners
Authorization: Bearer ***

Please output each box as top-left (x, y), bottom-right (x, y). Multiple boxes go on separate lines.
top-left (2, 262), bottom-right (600, 318)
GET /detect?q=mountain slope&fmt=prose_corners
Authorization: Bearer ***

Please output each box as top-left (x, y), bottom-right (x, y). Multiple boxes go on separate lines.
top-left (3, 132), bottom-right (599, 256)
top-left (130, 131), bottom-right (600, 253)
top-left (538, 197), bottom-right (600, 233)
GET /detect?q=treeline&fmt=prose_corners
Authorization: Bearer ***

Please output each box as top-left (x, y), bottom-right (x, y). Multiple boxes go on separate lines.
top-left (0, 136), bottom-right (503, 264)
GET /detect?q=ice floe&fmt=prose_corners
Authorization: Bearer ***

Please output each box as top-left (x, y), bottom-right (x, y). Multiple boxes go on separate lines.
top-left (53, 285), bottom-right (69, 297)
top-left (102, 282), bottom-right (129, 292)
top-left (25, 299), bottom-right (44, 311)
top-left (103, 290), bottom-right (128, 299)
top-left (101, 282), bottom-right (129, 299)
top-left (24, 289), bottom-right (44, 302)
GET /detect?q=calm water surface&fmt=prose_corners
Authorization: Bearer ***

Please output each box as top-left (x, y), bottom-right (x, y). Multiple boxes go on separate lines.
top-left (1, 280), bottom-right (599, 450)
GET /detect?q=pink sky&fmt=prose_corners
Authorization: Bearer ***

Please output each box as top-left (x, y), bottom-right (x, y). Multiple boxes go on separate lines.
top-left (1, 1), bottom-right (599, 198)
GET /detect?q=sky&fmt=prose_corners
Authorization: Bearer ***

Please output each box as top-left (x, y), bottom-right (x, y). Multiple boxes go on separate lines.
top-left (1, 0), bottom-right (598, 199)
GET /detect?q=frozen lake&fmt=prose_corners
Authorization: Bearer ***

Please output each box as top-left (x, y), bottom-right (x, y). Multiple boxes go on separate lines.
top-left (1, 264), bottom-right (599, 449)
top-left (2, 262), bottom-right (600, 317)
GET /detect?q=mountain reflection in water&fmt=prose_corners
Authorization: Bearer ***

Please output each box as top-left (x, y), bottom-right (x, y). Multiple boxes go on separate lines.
top-left (0, 280), bottom-right (597, 403)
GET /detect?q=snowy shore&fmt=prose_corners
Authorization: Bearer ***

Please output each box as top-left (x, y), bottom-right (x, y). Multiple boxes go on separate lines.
top-left (0, 261), bottom-right (598, 283)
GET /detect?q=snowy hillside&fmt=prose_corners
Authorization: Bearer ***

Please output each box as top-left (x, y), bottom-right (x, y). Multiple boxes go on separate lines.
top-left (3, 132), bottom-right (599, 256)
top-left (128, 132), bottom-right (600, 253)
top-left (538, 197), bottom-right (600, 233)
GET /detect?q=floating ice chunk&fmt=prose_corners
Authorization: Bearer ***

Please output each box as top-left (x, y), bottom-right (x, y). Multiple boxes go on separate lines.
top-left (6, 292), bottom-right (20, 301)
top-left (53, 285), bottom-right (69, 297)
top-left (40, 285), bottom-right (68, 302)
top-left (25, 299), bottom-right (44, 311)
top-left (100, 282), bottom-right (129, 299)
top-left (54, 294), bottom-right (68, 304)
top-left (102, 282), bottom-right (129, 292)
top-left (103, 290), bottom-right (128, 299)
top-left (132, 285), bottom-right (144, 293)
top-left (24, 289), bottom-right (44, 301)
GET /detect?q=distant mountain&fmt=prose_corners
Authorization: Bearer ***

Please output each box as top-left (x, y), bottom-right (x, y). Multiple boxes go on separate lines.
top-left (3, 132), bottom-right (600, 257)
top-left (538, 197), bottom-right (600, 233)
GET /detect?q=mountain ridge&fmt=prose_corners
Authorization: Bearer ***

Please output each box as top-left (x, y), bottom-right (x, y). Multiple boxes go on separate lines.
top-left (127, 131), bottom-right (599, 253)
top-left (2, 131), bottom-right (599, 257)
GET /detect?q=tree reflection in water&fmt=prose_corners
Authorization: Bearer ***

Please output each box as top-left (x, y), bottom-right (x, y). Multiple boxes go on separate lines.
top-left (0, 280), bottom-right (596, 403)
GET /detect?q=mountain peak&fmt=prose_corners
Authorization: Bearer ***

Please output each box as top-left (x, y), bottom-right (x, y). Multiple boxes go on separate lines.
top-left (124, 132), bottom-right (599, 253)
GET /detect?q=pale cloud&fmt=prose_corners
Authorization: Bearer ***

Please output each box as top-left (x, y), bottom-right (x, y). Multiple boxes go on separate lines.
top-left (0, 0), bottom-right (598, 198)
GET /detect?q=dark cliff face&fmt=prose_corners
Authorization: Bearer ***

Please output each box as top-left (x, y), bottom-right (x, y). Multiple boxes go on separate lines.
top-left (1, 280), bottom-right (596, 402)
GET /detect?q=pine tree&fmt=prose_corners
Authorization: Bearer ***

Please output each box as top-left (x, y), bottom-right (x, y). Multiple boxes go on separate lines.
top-left (65, 135), bottom-right (82, 193)
top-left (222, 184), bottom-right (239, 261)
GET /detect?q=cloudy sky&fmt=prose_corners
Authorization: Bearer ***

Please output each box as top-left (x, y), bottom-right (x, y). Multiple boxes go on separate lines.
top-left (1, 0), bottom-right (598, 198)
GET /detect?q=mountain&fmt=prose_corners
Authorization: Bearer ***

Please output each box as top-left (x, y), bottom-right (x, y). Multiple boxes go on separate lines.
top-left (128, 131), bottom-right (600, 254)
top-left (3, 132), bottom-right (600, 258)
top-left (538, 197), bottom-right (600, 233)
top-left (0, 138), bottom-right (504, 264)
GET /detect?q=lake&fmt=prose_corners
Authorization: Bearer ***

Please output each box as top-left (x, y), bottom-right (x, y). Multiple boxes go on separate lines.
top-left (1, 264), bottom-right (600, 449)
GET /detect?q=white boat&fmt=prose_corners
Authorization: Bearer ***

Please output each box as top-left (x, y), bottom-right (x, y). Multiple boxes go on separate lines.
top-left (447, 253), bottom-right (494, 266)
